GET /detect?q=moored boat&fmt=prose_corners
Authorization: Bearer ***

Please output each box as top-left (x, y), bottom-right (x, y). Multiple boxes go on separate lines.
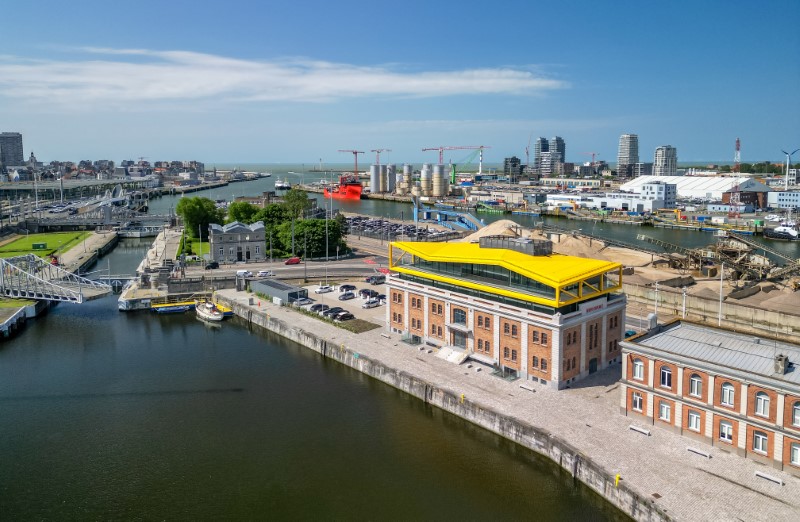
top-left (323, 174), bottom-right (363, 200)
top-left (151, 302), bottom-right (195, 314)
top-left (275, 178), bottom-right (292, 190)
top-left (763, 226), bottom-right (799, 241)
top-left (195, 300), bottom-right (224, 322)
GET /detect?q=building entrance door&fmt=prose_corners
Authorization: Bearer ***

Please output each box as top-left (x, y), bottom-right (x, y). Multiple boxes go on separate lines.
top-left (452, 331), bottom-right (467, 349)
top-left (589, 358), bottom-right (598, 374)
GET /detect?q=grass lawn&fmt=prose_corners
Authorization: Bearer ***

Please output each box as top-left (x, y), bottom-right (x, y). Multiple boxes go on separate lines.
top-left (0, 298), bottom-right (37, 308)
top-left (179, 239), bottom-right (209, 257)
top-left (0, 232), bottom-right (92, 259)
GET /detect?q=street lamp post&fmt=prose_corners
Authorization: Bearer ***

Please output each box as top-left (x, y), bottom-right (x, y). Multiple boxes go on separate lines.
top-left (781, 148), bottom-right (800, 190)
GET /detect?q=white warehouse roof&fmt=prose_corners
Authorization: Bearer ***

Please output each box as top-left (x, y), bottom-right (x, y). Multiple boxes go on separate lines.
top-left (620, 176), bottom-right (770, 200)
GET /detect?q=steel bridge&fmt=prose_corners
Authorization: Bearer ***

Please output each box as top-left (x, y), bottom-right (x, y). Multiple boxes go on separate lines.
top-left (0, 255), bottom-right (112, 303)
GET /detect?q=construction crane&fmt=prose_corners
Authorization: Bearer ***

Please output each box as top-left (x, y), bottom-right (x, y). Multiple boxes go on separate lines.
top-left (422, 146), bottom-right (490, 165)
top-left (581, 152), bottom-right (598, 166)
top-left (370, 149), bottom-right (392, 165)
top-left (338, 149), bottom-right (365, 176)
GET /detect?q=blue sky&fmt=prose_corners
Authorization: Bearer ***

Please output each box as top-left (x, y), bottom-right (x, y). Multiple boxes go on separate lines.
top-left (1, 0), bottom-right (798, 165)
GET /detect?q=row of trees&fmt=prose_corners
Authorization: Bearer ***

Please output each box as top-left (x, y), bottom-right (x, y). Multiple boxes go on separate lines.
top-left (175, 190), bottom-right (348, 259)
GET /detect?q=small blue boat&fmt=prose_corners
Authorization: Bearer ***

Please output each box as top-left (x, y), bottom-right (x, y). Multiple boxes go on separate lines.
top-left (151, 303), bottom-right (194, 314)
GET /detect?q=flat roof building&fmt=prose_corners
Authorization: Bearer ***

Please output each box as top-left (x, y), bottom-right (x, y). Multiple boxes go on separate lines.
top-left (621, 320), bottom-right (800, 476)
top-left (387, 236), bottom-right (626, 389)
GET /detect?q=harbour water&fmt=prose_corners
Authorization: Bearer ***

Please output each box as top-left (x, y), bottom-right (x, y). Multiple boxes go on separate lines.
top-left (0, 239), bottom-right (627, 520)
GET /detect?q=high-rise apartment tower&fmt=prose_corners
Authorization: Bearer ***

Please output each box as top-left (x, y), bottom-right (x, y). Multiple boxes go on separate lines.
top-left (0, 132), bottom-right (24, 167)
top-left (653, 146), bottom-right (678, 176)
top-left (617, 134), bottom-right (639, 177)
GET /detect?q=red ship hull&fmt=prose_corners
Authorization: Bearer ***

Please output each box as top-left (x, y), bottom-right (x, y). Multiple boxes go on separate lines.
top-left (323, 177), bottom-right (363, 200)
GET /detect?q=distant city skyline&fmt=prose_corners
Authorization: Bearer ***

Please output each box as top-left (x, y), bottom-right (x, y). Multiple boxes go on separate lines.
top-left (0, 1), bottom-right (797, 163)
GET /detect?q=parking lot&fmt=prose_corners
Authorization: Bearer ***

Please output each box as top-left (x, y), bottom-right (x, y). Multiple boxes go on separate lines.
top-left (290, 278), bottom-right (388, 324)
top-left (345, 216), bottom-right (459, 242)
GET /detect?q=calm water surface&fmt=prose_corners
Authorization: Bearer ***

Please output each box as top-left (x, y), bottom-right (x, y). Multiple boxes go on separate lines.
top-left (0, 240), bottom-right (627, 520)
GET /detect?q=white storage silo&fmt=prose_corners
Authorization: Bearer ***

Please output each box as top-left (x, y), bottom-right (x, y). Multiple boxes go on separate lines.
top-left (370, 165), bottom-right (380, 193)
top-left (387, 164), bottom-right (396, 193)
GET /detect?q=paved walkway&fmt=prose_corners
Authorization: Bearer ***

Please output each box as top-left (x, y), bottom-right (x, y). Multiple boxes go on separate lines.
top-left (58, 231), bottom-right (118, 274)
top-left (218, 288), bottom-right (800, 522)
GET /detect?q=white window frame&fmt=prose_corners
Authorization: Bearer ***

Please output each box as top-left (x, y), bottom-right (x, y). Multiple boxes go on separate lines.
top-left (755, 392), bottom-right (770, 418)
top-left (688, 411), bottom-right (701, 432)
top-left (660, 367), bottom-right (672, 389)
top-left (632, 392), bottom-right (643, 412)
top-left (792, 443), bottom-right (800, 466)
top-left (721, 383), bottom-right (735, 407)
top-left (689, 374), bottom-right (702, 398)
top-left (658, 401), bottom-right (671, 422)
top-left (719, 420), bottom-right (733, 443)
top-left (633, 359), bottom-right (644, 381)
top-left (753, 431), bottom-right (768, 454)
top-left (794, 403), bottom-right (800, 427)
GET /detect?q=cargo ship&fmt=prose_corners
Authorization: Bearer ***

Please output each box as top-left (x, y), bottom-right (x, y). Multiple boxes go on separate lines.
top-left (323, 174), bottom-right (363, 200)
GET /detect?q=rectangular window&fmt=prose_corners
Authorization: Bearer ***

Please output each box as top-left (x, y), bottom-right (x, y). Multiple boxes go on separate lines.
top-left (219, 247), bottom-right (224, 255)
top-left (688, 411), bottom-right (701, 432)
top-left (658, 402), bottom-right (671, 422)
top-left (532, 331), bottom-right (539, 343)
top-left (753, 431), bottom-right (768, 454)
top-left (632, 392), bottom-right (643, 412)
top-left (478, 339), bottom-right (483, 350)
top-left (660, 367), bottom-right (672, 389)
top-left (478, 316), bottom-right (483, 328)
top-left (511, 325), bottom-right (518, 338)
top-left (541, 333), bottom-right (548, 344)
top-left (719, 421), bottom-right (733, 443)
top-left (792, 443), bottom-right (800, 466)
top-left (503, 347), bottom-right (509, 359)
top-left (511, 350), bottom-right (517, 362)
top-left (484, 340), bottom-right (491, 352)
top-left (255, 246), bottom-right (260, 254)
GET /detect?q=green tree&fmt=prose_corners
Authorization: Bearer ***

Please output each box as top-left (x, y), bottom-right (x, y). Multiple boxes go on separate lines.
top-left (227, 201), bottom-right (259, 224)
top-left (274, 218), bottom-right (346, 259)
top-left (175, 197), bottom-right (225, 240)
top-left (253, 203), bottom-right (291, 228)
top-left (283, 189), bottom-right (312, 219)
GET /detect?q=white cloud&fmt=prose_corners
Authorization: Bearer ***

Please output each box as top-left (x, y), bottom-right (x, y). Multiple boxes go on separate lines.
top-left (0, 47), bottom-right (567, 108)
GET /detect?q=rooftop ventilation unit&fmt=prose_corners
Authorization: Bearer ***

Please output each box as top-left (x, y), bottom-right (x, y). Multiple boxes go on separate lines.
top-left (775, 354), bottom-right (789, 375)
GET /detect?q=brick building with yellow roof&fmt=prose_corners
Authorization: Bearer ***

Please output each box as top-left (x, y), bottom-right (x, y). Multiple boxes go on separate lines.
top-left (386, 235), bottom-right (626, 389)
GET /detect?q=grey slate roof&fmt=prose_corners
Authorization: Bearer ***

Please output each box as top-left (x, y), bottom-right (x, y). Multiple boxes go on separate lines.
top-left (632, 322), bottom-right (800, 386)
top-left (209, 221), bottom-right (265, 233)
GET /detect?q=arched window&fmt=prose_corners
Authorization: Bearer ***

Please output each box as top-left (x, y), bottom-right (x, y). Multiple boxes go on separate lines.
top-left (532, 356), bottom-right (539, 368)
top-left (689, 374), bottom-right (702, 397)
top-left (755, 392), bottom-right (770, 417)
top-left (660, 366), bottom-right (672, 388)
top-left (632, 359), bottom-right (644, 380)
top-left (721, 382), bottom-right (735, 407)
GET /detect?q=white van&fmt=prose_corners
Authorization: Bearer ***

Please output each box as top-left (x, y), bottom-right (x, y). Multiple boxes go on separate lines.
top-left (236, 270), bottom-right (253, 277)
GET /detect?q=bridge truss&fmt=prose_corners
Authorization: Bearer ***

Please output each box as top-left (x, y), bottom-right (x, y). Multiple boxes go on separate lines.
top-left (0, 255), bottom-right (112, 303)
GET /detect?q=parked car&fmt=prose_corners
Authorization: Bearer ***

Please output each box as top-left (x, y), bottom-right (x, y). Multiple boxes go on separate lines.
top-left (362, 298), bottom-right (380, 309)
top-left (257, 270), bottom-right (274, 277)
top-left (359, 289), bottom-right (379, 299)
top-left (205, 261), bottom-right (219, 269)
top-left (322, 307), bottom-right (345, 318)
top-left (339, 291), bottom-right (356, 301)
top-left (285, 256), bottom-right (301, 265)
top-left (314, 285), bottom-right (334, 294)
top-left (335, 311), bottom-right (354, 321)
top-left (376, 294), bottom-right (386, 304)
top-left (293, 298), bottom-right (314, 307)
top-left (365, 275), bottom-right (386, 285)
top-left (309, 304), bottom-right (330, 314)
top-left (339, 284), bottom-right (357, 293)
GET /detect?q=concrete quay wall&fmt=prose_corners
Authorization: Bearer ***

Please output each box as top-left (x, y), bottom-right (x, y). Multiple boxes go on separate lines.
top-left (219, 296), bottom-right (669, 522)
